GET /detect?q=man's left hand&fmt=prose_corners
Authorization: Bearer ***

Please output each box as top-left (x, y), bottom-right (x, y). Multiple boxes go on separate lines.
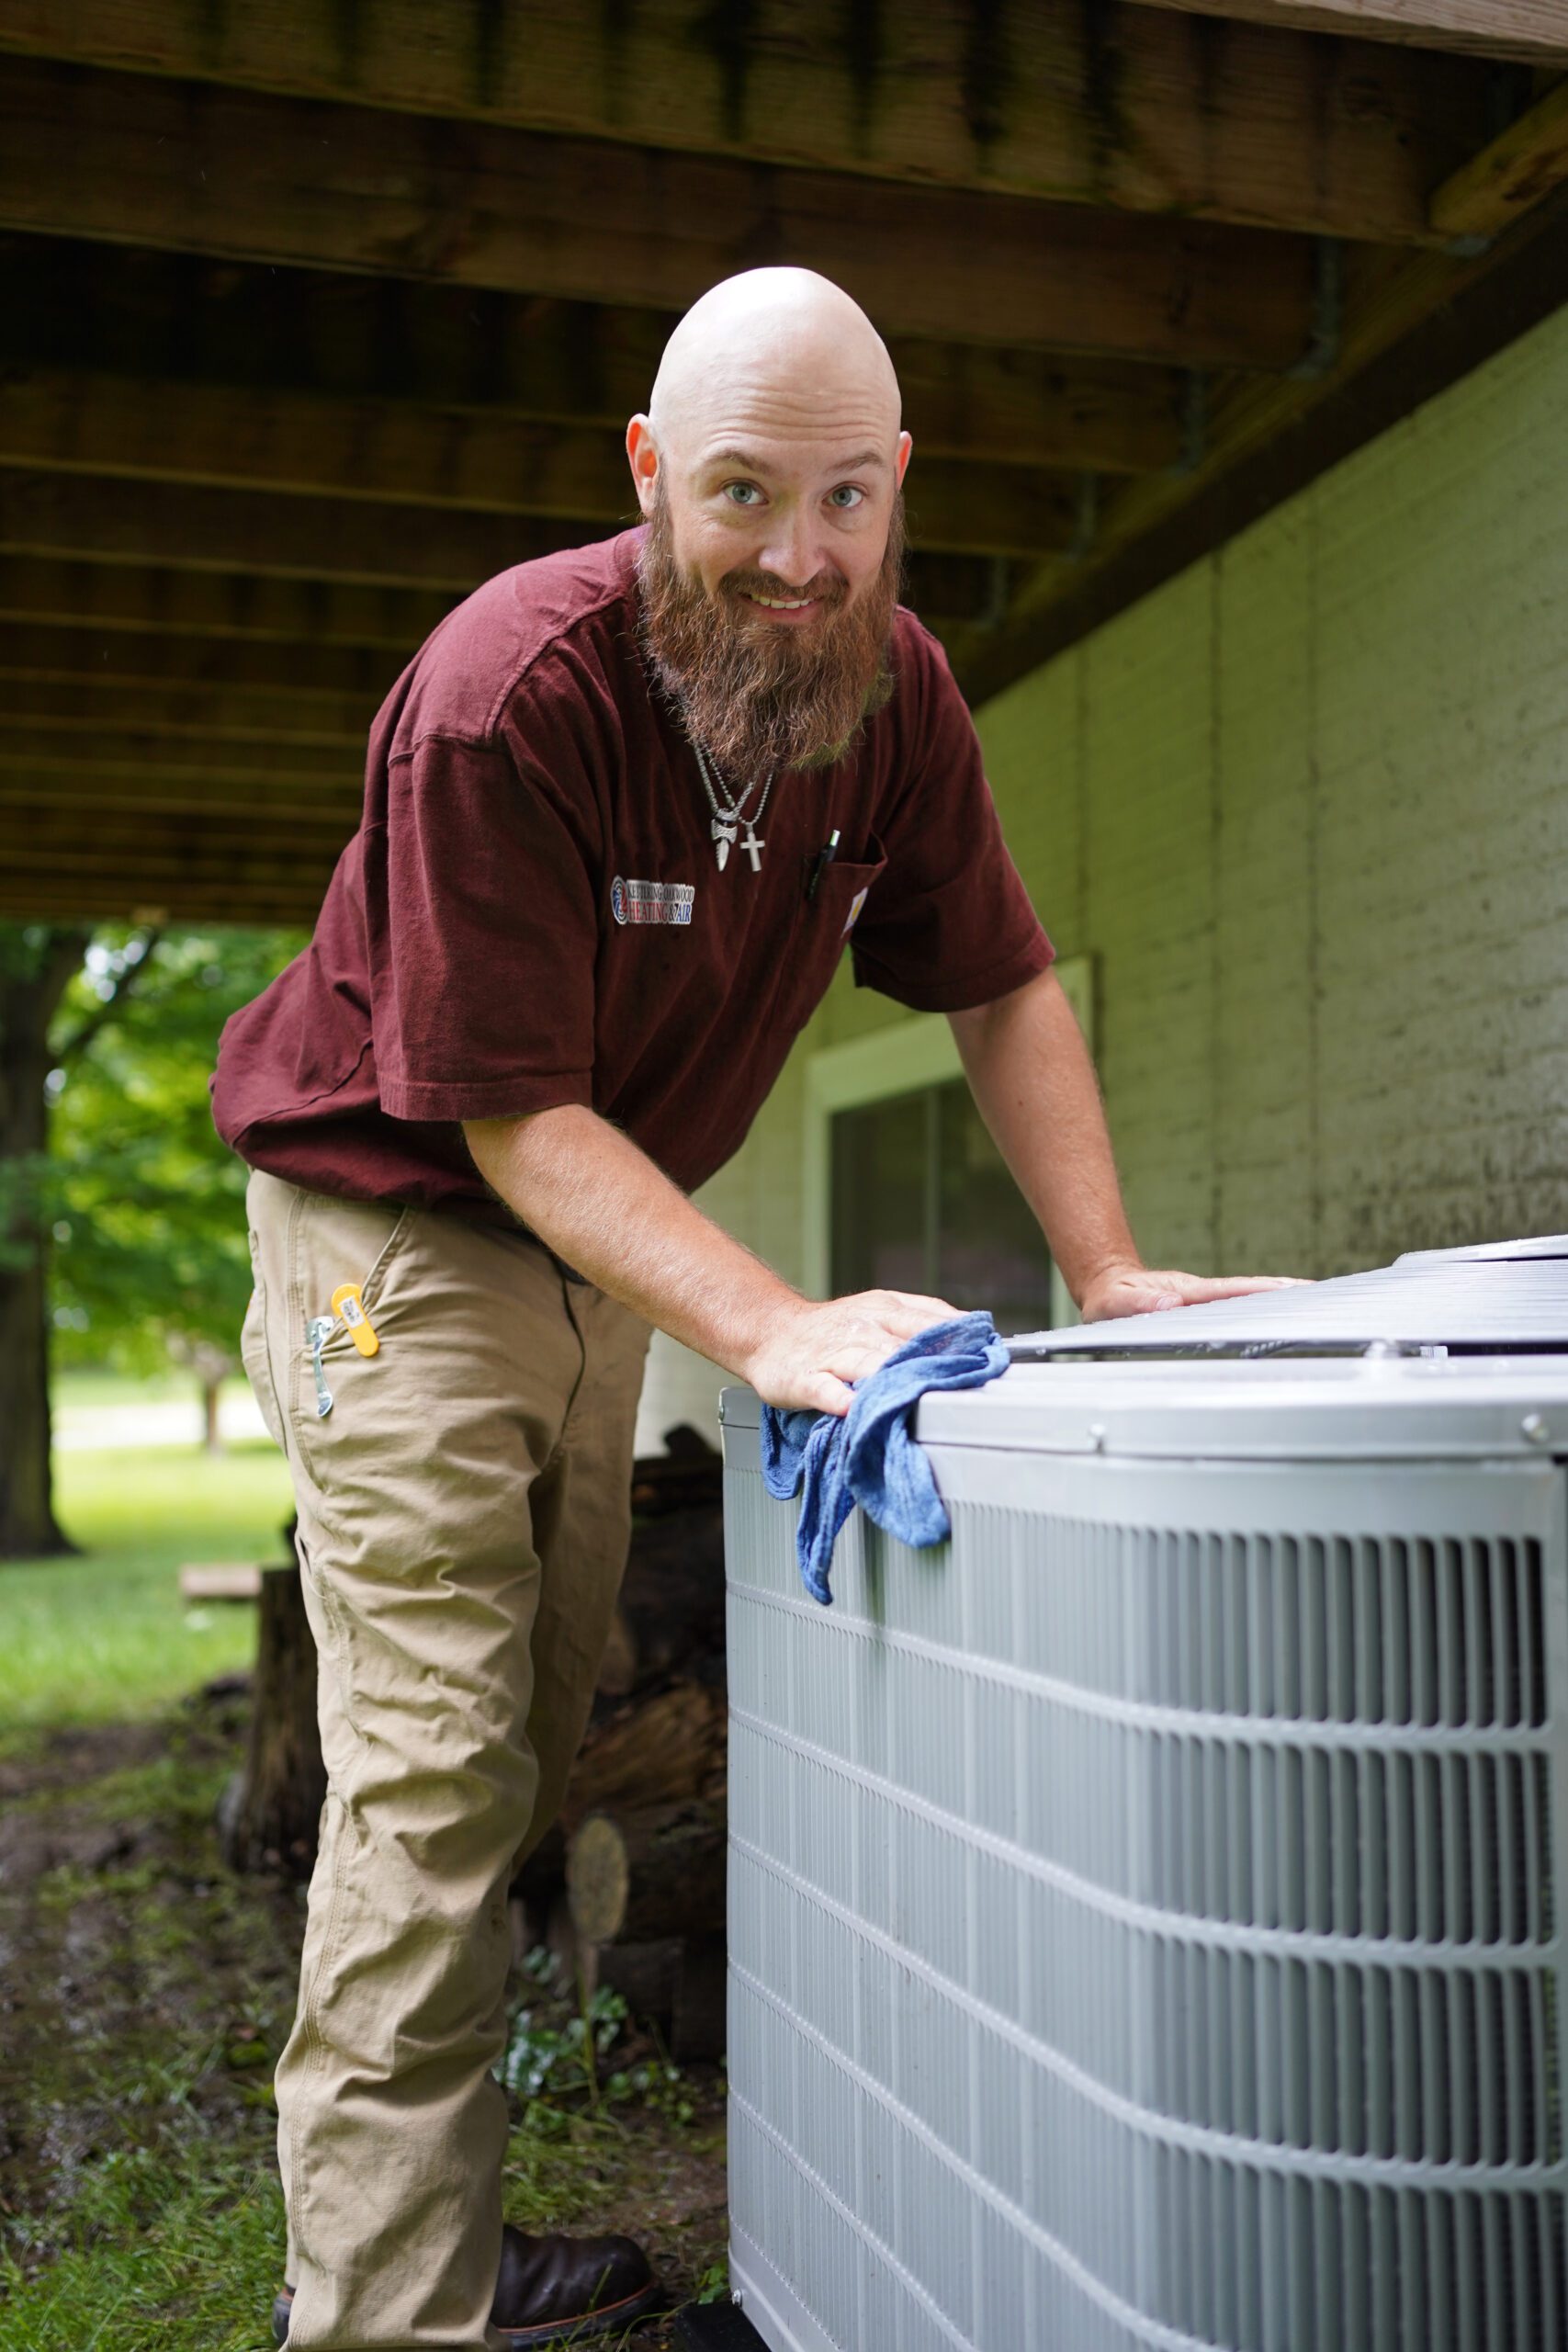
top-left (1079, 1262), bottom-right (1309, 1324)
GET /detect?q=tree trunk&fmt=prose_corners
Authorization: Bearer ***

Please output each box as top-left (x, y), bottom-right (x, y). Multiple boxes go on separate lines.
top-left (217, 1551), bottom-right (326, 1877)
top-left (201, 1374), bottom-right (224, 1453)
top-left (0, 927), bottom-right (89, 1559)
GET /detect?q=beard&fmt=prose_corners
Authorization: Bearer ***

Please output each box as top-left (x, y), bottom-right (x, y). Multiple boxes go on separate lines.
top-left (635, 481), bottom-right (904, 777)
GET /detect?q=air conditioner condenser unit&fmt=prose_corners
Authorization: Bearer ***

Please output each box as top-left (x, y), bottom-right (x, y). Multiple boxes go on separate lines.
top-left (717, 1245), bottom-right (1568, 2352)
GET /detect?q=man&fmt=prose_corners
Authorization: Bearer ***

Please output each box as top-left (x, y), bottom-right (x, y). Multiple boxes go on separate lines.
top-left (215, 266), bottom-right (1291, 2351)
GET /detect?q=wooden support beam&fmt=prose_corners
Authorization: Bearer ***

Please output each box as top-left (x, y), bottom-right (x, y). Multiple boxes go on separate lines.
top-left (0, 620), bottom-right (403, 696)
top-left (1, 725), bottom-right (352, 785)
top-left (6, 818), bottom-right (348, 870)
top-left (0, 467), bottom-right (605, 589)
top-left (6, 677), bottom-right (377, 744)
top-left (4, 805), bottom-right (354, 859)
top-left (0, 490), bottom-right (1001, 623)
top-left (0, 555), bottom-right (460, 646)
top-left (0, 61), bottom-right (1317, 368)
top-left (1128, 0), bottom-right (1568, 64)
top-left (0, 0), bottom-right (1496, 242)
top-left (1430, 75), bottom-right (1568, 239)
top-left (0, 370), bottom-right (1085, 557)
top-left (0, 237), bottom-right (1190, 475)
top-left (0, 770), bottom-right (361, 820)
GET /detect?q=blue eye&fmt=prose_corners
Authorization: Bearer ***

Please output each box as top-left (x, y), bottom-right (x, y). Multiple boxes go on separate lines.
top-left (725, 482), bottom-right (763, 506)
top-left (829, 485), bottom-right (865, 510)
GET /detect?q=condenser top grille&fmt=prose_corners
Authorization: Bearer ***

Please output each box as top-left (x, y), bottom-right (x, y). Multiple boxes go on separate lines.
top-left (1008, 1235), bottom-right (1568, 1360)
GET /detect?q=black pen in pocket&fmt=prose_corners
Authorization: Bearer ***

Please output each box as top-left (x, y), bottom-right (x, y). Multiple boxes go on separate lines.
top-left (806, 829), bottom-right (841, 901)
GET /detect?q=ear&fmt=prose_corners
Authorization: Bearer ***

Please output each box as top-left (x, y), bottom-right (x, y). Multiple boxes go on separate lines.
top-left (894, 429), bottom-right (912, 488)
top-left (626, 416), bottom-right (660, 515)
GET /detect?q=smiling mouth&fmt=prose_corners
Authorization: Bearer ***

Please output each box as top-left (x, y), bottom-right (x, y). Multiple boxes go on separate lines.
top-left (743, 591), bottom-right (818, 612)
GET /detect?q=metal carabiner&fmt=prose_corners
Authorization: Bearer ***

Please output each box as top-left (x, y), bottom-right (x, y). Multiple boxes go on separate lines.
top-left (306, 1315), bottom-right (336, 1419)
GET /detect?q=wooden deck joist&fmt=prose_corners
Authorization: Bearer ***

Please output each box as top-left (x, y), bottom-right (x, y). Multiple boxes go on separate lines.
top-left (1128, 0), bottom-right (1568, 66)
top-left (0, 371), bottom-right (1089, 557)
top-left (0, 482), bottom-right (1005, 625)
top-left (6, 680), bottom-right (378, 744)
top-left (0, 622), bottom-right (414, 696)
top-left (0, 0), bottom-right (1504, 243)
top-left (0, 4), bottom-right (1564, 931)
top-left (0, 60), bottom-right (1320, 368)
top-left (0, 556), bottom-right (462, 648)
top-left (0, 238), bottom-right (1191, 476)
top-left (0, 469), bottom-right (606, 589)
top-left (1, 728), bottom-right (359, 786)
top-left (0, 768), bottom-right (361, 820)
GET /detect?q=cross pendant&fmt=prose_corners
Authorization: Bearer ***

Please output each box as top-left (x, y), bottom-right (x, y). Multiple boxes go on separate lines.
top-left (741, 826), bottom-right (764, 873)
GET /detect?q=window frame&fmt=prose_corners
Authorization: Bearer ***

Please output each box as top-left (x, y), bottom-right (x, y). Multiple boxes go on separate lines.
top-left (802, 955), bottom-right (1094, 1330)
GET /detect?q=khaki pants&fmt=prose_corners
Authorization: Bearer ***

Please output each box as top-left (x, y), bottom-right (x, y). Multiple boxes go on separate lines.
top-left (241, 1171), bottom-right (651, 2352)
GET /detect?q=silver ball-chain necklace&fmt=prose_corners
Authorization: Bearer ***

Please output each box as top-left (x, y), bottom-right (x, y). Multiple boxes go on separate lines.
top-left (691, 736), bottom-right (773, 874)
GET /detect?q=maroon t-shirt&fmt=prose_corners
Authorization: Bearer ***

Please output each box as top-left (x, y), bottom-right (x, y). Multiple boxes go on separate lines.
top-left (212, 530), bottom-right (1053, 1213)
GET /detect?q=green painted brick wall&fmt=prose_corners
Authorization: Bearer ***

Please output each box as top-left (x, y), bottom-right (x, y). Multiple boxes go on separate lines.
top-left (635, 299), bottom-right (1568, 1446)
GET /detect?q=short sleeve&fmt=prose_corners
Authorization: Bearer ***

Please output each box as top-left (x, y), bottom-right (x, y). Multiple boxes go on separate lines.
top-left (367, 729), bottom-right (600, 1124)
top-left (850, 625), bottom-right (1055, 1012)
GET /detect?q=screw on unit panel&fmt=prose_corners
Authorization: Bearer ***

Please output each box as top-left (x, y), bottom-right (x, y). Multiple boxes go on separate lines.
top-left (1522, 1414), bottom-right (1552, 1445)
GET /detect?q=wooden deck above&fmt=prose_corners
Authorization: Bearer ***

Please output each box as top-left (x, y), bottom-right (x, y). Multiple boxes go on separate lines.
top-left (4, 0), bottom-right (1567, 925)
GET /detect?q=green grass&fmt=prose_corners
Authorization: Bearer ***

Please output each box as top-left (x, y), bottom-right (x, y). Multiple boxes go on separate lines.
top-left (1, 1430), bottom-right (726, 2349)
top-left (1, 1771), bottom-right (724, 2352)
top-left (0, 1441), bottom-right (295, 1740)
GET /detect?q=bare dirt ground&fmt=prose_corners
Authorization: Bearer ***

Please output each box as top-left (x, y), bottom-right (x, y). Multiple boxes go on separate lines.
top-left (0, 1689), bottom-right (728, 2349)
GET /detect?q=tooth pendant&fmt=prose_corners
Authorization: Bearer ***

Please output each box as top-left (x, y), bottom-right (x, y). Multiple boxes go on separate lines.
top-left (712, 816), bottom-right (737, 872)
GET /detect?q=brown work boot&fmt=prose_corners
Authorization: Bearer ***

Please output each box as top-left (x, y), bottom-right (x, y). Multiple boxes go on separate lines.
top-left (271, 2222), bottom-right (662, 2346)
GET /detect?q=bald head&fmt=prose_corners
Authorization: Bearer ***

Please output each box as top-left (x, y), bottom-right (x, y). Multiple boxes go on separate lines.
top-left (626, 267), bottom-right (910, 631)
top-left (648, 267), bottom-right (901, 458)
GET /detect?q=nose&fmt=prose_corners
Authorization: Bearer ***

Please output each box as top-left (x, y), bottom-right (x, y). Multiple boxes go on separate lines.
top-left (756, 504), bottom-right (822, 591)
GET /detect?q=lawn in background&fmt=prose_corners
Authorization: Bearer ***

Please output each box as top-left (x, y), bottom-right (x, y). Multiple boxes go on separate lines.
top-left (0, 1437), bottom-right (294, 1740)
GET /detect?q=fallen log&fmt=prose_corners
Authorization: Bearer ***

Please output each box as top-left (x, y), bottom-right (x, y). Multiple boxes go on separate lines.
top-left (566, 1798), bottom-right (728, 1948)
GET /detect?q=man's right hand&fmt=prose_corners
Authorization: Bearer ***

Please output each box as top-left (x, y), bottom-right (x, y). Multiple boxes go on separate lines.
top-left (739, 1289), bottom-right (958, 1419)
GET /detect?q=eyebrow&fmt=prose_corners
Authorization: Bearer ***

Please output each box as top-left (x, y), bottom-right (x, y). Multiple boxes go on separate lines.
top-left (704, 447), bottom-right (889, 476)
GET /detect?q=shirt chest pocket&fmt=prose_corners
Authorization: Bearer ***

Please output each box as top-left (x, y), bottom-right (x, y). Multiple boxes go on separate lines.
top-left (770, 842), bottom-right (888, 1034)
top-left (812, 847), bottom-right (886, 943)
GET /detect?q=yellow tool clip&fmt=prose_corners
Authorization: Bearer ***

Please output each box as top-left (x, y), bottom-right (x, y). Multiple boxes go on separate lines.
top-left (330, 1283), bottom-right (380, 1356)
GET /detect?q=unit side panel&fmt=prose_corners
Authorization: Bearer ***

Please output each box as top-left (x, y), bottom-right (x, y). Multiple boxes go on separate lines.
top-left (723, 1445), bottom-right (1568, 2352)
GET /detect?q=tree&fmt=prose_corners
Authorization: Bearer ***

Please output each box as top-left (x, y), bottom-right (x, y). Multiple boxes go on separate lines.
top-left (0, 925), bottom-right (91, 1555)
top-left (0, 921), bottom-right (302, 1560)
top-left (49, 927), bottom-right (304, 1441)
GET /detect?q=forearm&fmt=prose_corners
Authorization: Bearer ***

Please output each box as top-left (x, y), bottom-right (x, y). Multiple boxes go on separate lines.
top-left (465, 1105), bottom-right (798, 1376)
top-left (950, 968), bottom-right (1140, 1307)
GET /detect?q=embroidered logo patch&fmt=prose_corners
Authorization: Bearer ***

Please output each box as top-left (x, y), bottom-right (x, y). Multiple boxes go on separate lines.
top-left (611, 876), bottom-right (695, 928)
top-left (842, 886), bottom-right (870, 937)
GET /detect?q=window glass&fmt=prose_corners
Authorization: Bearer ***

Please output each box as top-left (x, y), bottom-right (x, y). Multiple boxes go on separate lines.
top-left (829, 1088), bottom-right (927, 1296)
top-left (829, 1078), bottom-right (1054, 1333)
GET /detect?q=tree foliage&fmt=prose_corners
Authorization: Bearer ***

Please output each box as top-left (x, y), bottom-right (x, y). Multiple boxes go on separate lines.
top-left (48, 927), bottom-right (304, 1379)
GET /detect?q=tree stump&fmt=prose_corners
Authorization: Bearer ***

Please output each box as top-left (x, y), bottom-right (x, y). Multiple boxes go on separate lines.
top-left (217, 1541), bottom-right (324, 1878)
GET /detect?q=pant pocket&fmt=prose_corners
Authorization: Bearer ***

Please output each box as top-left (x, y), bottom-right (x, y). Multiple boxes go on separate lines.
top-left (241, 1232), bottom-right (289, 1454)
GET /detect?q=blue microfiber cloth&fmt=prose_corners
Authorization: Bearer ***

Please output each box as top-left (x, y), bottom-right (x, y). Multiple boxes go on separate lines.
top-left (759, 1310), bottom-right (1010, 1606)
